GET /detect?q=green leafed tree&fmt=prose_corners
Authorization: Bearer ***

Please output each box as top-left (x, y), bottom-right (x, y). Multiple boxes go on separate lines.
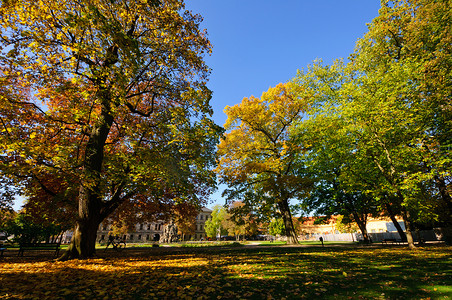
top-left (2, 212), bottom-right (65, 244)
top-left (295, 58), bottom-right (422, 248)
top-left (334, 0), bottom-right (452, 247)
top-left (268, 218), bottom-right (285, 237)
top-left (352, 0), bottom-right (452, 225)
top-left (335, 215), bottom-right (359, 234)
top-left (292, 61), bottom-right (379, 244)
top-left (289, 0), bottom-right (452, 249)
top-left (204, 205), bottom-right (228, 239)
top-left (0, 0), bottom-right (221, 259)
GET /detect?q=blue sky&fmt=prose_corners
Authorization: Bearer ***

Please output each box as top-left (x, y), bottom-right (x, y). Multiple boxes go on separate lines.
top-left (183, 1), bottom-right (382, 208)
top-left (12, 1), bottom-right (381, 211)
top-left (185, 1), bottom-right (381, 127)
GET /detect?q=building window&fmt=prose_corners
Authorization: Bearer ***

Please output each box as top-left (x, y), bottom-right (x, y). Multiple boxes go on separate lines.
top-left (138, 234), bottom-right (142, 240)
top-left (130, 234), bottom-right (134, 240)
top-left (146, 234), bottom-right (150, 240)
top-left (140, 224), bottom-right (143, 230)
top-left (147, 224), bottom-right (151, 230)
top-left (155, 224), bottom-right (158, 231)
top-left (200, 225), bottom-right (203, 231)
top-left (200, 215), bottom-right (203, 220)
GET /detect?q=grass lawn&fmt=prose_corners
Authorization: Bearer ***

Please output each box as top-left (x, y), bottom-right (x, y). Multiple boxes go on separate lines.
top-left (1, 244), bottom-right (451, 299)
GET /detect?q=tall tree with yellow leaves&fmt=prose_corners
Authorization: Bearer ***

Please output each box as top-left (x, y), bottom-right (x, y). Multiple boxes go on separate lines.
top-left (0, 0), bottom-right (221, 259)
top-left (216, 83), bottom-right (312, 244)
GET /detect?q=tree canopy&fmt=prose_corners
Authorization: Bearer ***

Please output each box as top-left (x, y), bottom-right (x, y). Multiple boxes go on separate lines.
top-left (294, 0), bottom-right (452, 247)
top-left (217, 0), bottom-right (451, 248)
top-left (0, 0), bottom-right (221, 259)
top-left (216, 82), bottom-right (313, 244)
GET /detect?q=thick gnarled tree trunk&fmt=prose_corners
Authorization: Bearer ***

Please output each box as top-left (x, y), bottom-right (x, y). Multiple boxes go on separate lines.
top-left (385, 203), bottom-right (407, 242)
top-left (59, 94), bottom-right (114, 260)
top-left (60, 189), bottom-right (103, 260)
top-left (352, 212), bottom-right (370, 243)
top-left (62, 219), bottom-right (101, 259)
top-left (401, 209), bottom-right (416, 249)
top-left (278, 199), bottom-right (298, 245)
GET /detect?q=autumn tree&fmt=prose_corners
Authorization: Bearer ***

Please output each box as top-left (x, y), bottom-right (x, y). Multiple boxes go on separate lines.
top-left (220, 213), bottom-right (244, 240)
top-left (21, 175), bottom-right (78, 232)
top-left (223, 201), bottom-right (258, 240)
top-left (173, 202), bottom-right (198, 241)
top-left (0, 207), bottom-right (16, 236)
top-left (0, 0), bottom-right (221, 259)
top-left (216, 82), bottom-right (313, 244)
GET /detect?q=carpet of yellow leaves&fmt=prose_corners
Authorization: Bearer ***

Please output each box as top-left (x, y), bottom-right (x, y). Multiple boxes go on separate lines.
top-left (1, 245), bottom-right (451, 299)
top-left (1, 252), bottom-right (217, 299)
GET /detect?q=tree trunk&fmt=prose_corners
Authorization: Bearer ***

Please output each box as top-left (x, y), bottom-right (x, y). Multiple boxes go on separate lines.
top-left (58, 92), bottom-right (114, 260)
top-left (63, 219), bottom-right (101, 260)
top-left (58, 186), bottom-right (104, 260)
top-left (434, 175), bottom-right (452, 226)
top-left (385, 203), bottom-right (407, 241)
top-left (401, 208), bottom-right (416, 249)
top-left (278, 199), bottom-right (298, 244)
top-left (352, 212), bottom-right (370, 243)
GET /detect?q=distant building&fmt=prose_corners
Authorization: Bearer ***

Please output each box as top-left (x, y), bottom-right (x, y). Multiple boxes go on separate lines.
top-left (94, 207), bottom-right (213, 243)
top-left (296, 215), bottom-right (405, 235)
top-left (193, 207), bottom-right (212, 240)
top-left (296, 216), bottom-right (338, 235)
top-left (96, 221), bottom-right (165, 243)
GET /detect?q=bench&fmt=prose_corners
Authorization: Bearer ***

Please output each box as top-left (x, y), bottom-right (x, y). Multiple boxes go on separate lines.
top-left (357, 239), bottom-right (372, 244)
top-left (18, 242), bottom-right (61, 257)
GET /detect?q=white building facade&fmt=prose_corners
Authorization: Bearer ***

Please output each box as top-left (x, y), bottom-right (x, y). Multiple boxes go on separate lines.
top-left (95, 207), bottom-right (213, 243)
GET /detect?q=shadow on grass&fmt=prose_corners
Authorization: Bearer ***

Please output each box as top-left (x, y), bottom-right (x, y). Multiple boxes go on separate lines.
top-left (1, 244), bottom-right (451, 299)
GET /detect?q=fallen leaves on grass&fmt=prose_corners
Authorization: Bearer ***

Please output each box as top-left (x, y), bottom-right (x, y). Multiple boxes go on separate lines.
top-left (0, 246), bottom-right (451, 299)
